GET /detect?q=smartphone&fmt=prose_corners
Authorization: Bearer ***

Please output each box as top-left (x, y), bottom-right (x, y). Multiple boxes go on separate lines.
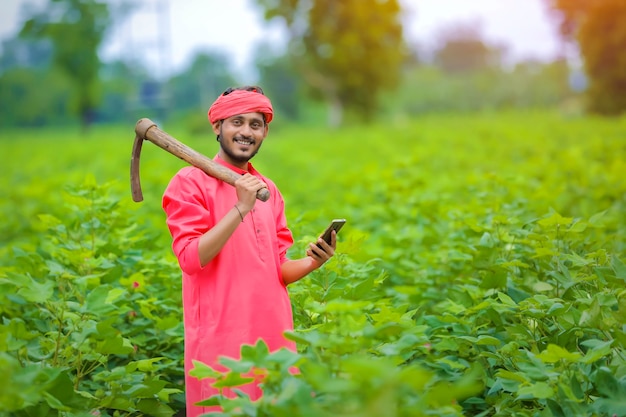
top-left (318, 219), bottom-right (346, 247)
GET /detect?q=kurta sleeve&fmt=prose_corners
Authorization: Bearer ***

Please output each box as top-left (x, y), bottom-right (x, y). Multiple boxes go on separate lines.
top-left (273, 193), bottom-right (293, 265)
top-left (162, 168), bottom-right (210, 275)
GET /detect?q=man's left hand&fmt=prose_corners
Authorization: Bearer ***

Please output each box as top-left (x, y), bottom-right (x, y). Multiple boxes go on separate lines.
top-left (306, 230), bottom-right (336, 266)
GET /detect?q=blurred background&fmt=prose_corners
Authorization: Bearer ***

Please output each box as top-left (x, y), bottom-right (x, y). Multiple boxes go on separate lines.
top-left (1, 4), bottom-right (625, 415)
top-left (0, 0), bottom-right (624, 130)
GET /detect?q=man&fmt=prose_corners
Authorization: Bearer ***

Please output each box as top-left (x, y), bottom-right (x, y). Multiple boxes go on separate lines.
top-left (162, 86), bottom-right (337, 416)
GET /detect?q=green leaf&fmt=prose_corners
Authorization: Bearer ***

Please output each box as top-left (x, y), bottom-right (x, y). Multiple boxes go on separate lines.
top-left (588, 210), bottom-right (608, 227)
top-left (478, 232), bottom-right (495, 248)
top-left (218, 356), bottom-right (254, 374)
top-left (546, 398), bottom-right (567, 417)
top-left (42, 392), bottom-right (71, 411)
top-left (517, 381), bottom-right (554, 399)
top-left (136, 398), bottom-right (176, 417)
top-left (195, 396), bottom-right (221, 407)
top-left (44, 369), bottom-right (87, 409)
top-left (84, 285), bottom-right (117, 315)
top-left (496, 369), bottom-right (529, 384)
top-left (319, 299), bottom-right (370, 312)
top-left (536, 344), bottom-right (581, 363)
top-left (547, 302), bottom-right (566, 315)
top-left (101, 395), bottom-right (134, 411)
top-left (476, 335), bottom-right (501, 346)
top-left (4, 318), bottom-right (38, 350)
top-left (592, 397), bottom-right (626, 416)
top-left (517, 352), bottom-right (551, 381)
top-left (612, 256), bottom-right (626, 282)
top-left (533, 282), bottom-right (554, 292)
top-left (566, 220), bottom-right (587, 233)
top-left (126, 357), bottom-right (166, 373)
top-left (240, 339), bottom-right (270, 364)
top-left (350, 273), bottom-right (376, 299)
top-left (126, 380), bottom-right (168, 398)
top-left (105, 287), bottom-right (127, 304)
top-left (17, 275), bottom-right (54, 303)
top-left (498, 292), bottom-right (517, 307)
top-left (266, 347), bottom-right (300, 369)
top-left (538, 212), bottom-right (573, 228)
top-left (593, 367), bottom-right (626, 398)
top-left (581, 339), bottom-right (613, 364)
top-left (37, 214), bottom-right (63, 229)
top-left (95, 334), bottom-right (134, 355)
top-left (189, 360), bottom-right (220, 380)
top-left (212, 372), bottom-right (254, 388)
top-left (45, 259), bottom-right (71, 277)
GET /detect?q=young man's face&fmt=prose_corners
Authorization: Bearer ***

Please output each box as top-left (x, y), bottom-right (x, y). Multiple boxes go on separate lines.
top-left (212, 112), bottom-right (268, 168)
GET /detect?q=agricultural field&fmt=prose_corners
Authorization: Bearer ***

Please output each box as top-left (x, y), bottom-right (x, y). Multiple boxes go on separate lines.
top-left (1, 110), bottom-right (626, 416)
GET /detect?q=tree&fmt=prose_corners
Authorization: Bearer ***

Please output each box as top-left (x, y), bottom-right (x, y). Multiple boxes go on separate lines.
top-left (547, 0), bottom-right (626, 115)
top-left (20, 0), bottom-right (110, 129)
top-left (432, 23), bottom-right (502, 74)
top-left (166, 51), bottom-right (238, 113)
top-left (98, 60), bottom-right (144, 124)
top-left (0, 37), bottom-right (53, 73)
top-left (254, 0), bottom-right (406, 126)
top-left (254, 43), bottom-right (303, 121)
top-left (0, 67), bottom-right (72, 127)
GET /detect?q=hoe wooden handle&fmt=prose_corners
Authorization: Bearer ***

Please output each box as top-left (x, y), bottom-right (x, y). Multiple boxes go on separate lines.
top-left (131, 118), bottom-right (270, 203)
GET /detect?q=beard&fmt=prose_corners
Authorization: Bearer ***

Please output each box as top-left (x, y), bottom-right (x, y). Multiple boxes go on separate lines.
top-left (218, 129), bottom-right (263, 165)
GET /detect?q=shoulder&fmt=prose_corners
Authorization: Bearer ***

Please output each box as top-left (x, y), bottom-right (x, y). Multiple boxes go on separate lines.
top-left (169, 166), bottom-right (216, 185)
top-left (164, 166), bottom-right (218, 198)
top-left (175, 166), bottom-right (205, 179)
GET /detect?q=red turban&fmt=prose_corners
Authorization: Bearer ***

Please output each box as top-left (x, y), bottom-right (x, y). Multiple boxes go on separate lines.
top-left (208, 90), bottom-right (274, 124)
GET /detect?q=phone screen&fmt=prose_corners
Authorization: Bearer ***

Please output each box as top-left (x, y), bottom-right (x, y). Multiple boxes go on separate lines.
top-left (319, 219), bottom-right (346, 246)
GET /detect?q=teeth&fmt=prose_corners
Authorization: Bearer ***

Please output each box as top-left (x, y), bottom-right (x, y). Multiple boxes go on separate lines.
top-left (235, 139), bottom-right (252, 145)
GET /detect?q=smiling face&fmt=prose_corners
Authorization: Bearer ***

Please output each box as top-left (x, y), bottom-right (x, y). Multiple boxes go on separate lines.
top-left (212, 112), bottom-right (269, 169)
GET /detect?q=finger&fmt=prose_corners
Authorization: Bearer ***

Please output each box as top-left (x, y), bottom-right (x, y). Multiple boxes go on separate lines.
top-left (310, 241), bottom-right (333, 259)
top-left (252, 181), bottom-right (268, 192)
top-left (306, 245), bottom-right (326, 262)
top-left (240, 174), bottom-right (267, 190)
top-left (316, 236), bottom-right (335, 254)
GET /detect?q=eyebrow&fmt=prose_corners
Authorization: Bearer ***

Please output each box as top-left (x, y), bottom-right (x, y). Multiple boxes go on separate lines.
top-left (231, 114), bottom-right (265, 124)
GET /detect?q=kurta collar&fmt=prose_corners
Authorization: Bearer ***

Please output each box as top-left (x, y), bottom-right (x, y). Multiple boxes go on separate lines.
top-left (214, 155), bottom-right (258, 176)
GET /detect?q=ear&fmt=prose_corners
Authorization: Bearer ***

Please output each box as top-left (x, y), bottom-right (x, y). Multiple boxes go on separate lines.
top-left (211, 120), bottom-right (221, 135)
top-left (263, 123), bottom-right (269, 138)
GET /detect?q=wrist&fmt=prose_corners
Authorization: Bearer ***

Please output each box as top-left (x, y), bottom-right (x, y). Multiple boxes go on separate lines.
top-left (233, 204), bottom-right (247, 222)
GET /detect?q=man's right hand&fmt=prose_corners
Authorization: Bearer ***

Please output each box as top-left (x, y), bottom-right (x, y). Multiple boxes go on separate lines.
top-left (235, 173), bottom-right (267, 214)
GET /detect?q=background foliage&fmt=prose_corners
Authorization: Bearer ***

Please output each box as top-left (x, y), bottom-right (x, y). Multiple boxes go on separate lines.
top-left (19, 0), bottom-right (110, 129)
top-left (547, 0), bottom-right (626, 115)
top-left (1, 0), bottom-right (626, 415)
top-left (2, 110), bottom-right (625, 416)
top-left (254, 0), bottom-right (406, 126)
top-left (5, 0), bottom-right (622, 129)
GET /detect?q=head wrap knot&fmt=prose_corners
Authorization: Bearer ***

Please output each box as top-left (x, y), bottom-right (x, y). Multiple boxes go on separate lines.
top-left (208, 90), bottom-right (274, 124)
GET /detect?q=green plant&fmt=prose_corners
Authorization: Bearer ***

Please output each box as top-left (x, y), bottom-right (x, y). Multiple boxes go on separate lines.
top-left (0, 178), bottom-right (183, 416)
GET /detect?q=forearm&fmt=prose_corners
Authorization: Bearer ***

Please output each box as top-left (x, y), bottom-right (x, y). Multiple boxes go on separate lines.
top-left (281, 257), bottom-right (322, 285)
top-left (281, 232), bottom-right (337, 284)
top-left (197, 204), bottom-right (247, 267)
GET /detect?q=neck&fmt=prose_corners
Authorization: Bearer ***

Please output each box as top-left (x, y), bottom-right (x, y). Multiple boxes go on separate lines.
top-left (218, 150), bottom-right (249, 171)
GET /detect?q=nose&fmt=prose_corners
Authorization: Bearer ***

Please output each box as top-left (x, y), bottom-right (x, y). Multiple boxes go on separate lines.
top-left (239, 122), bottom-right (253, 137)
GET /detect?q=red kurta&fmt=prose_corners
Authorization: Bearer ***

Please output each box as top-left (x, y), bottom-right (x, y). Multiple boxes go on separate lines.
top-left (162, 156), bottom-right (296, 416)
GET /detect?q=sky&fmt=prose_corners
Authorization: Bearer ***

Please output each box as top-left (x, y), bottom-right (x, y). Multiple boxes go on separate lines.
top-left (0, 0), bottom-right (564, 80)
